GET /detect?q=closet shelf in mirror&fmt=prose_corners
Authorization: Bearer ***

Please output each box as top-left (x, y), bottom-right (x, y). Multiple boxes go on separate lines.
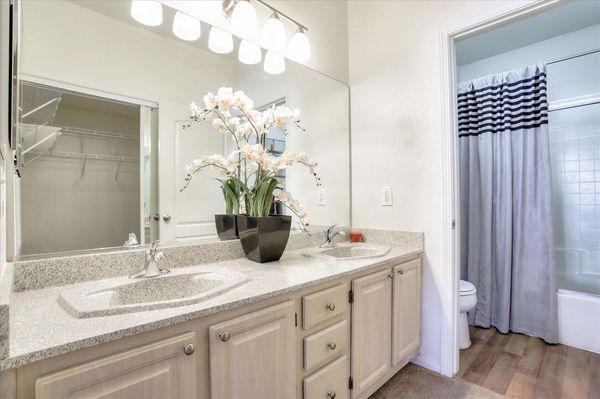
top-left (24, 150), bottom-right (138, 165)
top-left (59, 126), bottom-right (139, 142)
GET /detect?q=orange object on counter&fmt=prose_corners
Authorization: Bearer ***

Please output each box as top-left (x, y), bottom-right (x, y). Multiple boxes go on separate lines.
top-left (349, 231), bottom-right (363, 243)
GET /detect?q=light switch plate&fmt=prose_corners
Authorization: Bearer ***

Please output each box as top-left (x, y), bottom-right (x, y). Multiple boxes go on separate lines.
top-left (382, 186), bottom-right (393, 206)
top-left (317, 188), bottom-right (326, 206)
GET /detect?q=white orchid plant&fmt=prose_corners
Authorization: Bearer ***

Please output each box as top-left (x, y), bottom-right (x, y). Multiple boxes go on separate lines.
top-left (181, 87), bottom-right (321, 232)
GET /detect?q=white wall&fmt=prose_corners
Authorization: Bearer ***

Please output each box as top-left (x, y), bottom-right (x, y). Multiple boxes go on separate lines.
top-left (347, 0), bottom-right (534, 373)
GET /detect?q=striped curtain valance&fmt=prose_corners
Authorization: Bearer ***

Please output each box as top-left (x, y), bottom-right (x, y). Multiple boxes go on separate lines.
top-left (457, 64), bottom-right (548, 137)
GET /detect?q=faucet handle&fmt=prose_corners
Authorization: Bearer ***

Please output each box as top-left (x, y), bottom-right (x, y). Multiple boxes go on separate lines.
top-left (325, 225), bottom-right (337, 237)
top-left (148, 240), bottom-right (160, 253)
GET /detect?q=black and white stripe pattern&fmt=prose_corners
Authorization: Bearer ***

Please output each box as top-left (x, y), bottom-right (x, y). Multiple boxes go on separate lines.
top-left (457, 70), bottom-right (548, 138)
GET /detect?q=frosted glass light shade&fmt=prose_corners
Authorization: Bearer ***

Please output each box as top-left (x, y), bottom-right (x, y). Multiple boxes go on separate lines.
top-left (261, 14), bottom-right (286, 51)
top-left (239, 40), bottom-right (262, 65)
top-left (173, 11), bottom-right (201, 41)
top-left (208, 26), bottom-right (233, 54)
top-left (130, 0), bottom-right (163, 27)
top-left (287, 29), bottom-right (311, 62)
top-left (231, 0), bottom-right (257, 38)
top-left (264, 50), bottom-right (285, 74)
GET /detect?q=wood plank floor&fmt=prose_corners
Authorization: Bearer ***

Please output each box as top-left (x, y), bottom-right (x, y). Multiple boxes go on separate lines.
top-left (458, 326), bottom-right (600, 399)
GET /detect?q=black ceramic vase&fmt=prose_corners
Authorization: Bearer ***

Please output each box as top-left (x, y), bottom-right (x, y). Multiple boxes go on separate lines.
top-left (236, 215), bottom-right (292, 263)
top-left (214, 214), bottom-right (239, 240)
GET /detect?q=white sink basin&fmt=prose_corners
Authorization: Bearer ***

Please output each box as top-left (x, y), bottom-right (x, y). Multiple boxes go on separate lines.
top-left (58, 267), bottom-right (249, 318)
top-left (306, 243), bottom-right (391, 261)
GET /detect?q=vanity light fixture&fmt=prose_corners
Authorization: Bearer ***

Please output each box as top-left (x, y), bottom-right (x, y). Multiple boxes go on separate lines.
top-left (238, 40), bottom-right (262, 65)
top-left (287, 27), bottom-right (311, 63)
top-left (208, 26), bottom-right (234, 54)
top-left (230, 0), bottom-right (258, 38)
top-left (261, 12), bottom-right (286, 52)
top-left (172, 11), bottom-right (201, 41)
top-left (130, 0), bottom-right (163, 27)
top-left (264, 50), bottom-right (285, 74)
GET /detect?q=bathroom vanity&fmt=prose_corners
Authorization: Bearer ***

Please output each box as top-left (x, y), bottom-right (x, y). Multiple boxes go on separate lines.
top-left (0, 235), bottom-right (422, 399)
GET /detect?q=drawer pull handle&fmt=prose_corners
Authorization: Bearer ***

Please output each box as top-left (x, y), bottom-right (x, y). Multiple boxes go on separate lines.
top-left (326, 303), bottom-right (336, 311)
top-left (219, 331), bottom-right (230, 342)
top-left (183, 343), bottom-right (195, 355)
top-left (327, 391), bottom-right (336, 399)
top-left (327, 341), bottom-right (337, 350)
top-left (398, 269), bottom-right (404, 275)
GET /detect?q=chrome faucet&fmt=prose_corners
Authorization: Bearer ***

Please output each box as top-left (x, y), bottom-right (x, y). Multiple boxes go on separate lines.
top-left (123, 232), bottom-right (139, 247)
top-left (320, 225), bottom-right (346, 248)
top-left (130, 240), bottom-right (169, 278)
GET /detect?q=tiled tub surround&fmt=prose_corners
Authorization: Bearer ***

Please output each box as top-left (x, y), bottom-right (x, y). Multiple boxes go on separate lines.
top-left (0, 228), bottom-right (422, 370)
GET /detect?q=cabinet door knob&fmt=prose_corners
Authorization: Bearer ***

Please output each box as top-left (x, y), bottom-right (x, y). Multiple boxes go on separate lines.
top-left (163, 214), bottom-right (172, 222)
top-left (326, 303), bottom-right (336, 311)
top-left (183, 343), bottom-right (195, 355)
top-left (219, 331), bottom-right (230, 342)
top-left (327, 341), bottom-right (337, 350)
top-left (327, 391), bottom-right (336, 399)
top-left (388, 273), bottom-right (394, 279)
top-left (398, 269), bottom-right (404, 275)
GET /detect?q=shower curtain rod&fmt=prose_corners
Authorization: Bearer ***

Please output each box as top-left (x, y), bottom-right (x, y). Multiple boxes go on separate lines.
top-left (546, 48), bottom-right (600, 65)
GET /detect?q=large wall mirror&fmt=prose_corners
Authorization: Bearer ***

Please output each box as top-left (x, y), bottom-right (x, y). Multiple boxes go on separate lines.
top-left (12, 0), bottom-right (350, 257)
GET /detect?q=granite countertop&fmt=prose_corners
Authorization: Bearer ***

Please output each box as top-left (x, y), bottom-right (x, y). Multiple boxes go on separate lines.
top-left (1, 245), bottom-right (422, 371)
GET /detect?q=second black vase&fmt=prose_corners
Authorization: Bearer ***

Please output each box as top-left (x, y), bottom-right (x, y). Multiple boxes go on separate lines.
top-left (236, 215), bottom-right (292, 263)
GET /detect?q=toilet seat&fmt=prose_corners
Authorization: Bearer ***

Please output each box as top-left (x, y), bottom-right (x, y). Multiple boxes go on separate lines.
top-left (459, 280), bottom-right (476, 296)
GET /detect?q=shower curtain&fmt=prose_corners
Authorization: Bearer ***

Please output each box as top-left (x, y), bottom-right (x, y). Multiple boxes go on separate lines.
top-left (458, 63), bottom-right (558, 343)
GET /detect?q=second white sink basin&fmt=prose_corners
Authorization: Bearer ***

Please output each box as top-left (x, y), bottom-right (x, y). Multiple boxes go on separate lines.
top-left (306, 243), bottom-right (391, 261)
top-left (58, 267), bottom-right (250, 318)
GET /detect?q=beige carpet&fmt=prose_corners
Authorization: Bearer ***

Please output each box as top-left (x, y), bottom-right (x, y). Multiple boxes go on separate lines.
top-left (370, 364), bottom-right (505, 399)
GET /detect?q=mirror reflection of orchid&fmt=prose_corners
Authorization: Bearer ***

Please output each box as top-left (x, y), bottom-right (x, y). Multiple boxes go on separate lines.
top-left (181, 87), bottom-right (321, 232)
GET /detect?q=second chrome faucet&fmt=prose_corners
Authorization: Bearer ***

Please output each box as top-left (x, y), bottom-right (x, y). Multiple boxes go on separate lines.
top-left (130, 240), bottom-right (170, 279)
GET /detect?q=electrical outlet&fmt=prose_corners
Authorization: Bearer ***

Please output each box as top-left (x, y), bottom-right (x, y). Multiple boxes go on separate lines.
top-left (317, 188), bottom-right (326, 206)
top-left (382, 186), bottom-right (393, 206)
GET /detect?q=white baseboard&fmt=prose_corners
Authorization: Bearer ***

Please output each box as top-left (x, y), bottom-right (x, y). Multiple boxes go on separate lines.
top-left (411, 354), bottom-right (441, 374)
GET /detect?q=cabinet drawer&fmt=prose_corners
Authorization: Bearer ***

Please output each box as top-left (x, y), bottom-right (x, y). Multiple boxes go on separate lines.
top-left (303, 284), bottom-right (347, 329)
top-left (303, 355), bottom-right (348, 399)
top-left (304, 320), bottom-right (347, 371)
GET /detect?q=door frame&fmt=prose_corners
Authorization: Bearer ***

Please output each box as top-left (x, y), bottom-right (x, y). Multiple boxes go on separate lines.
top-left (438, 0), bottom-right (562, 376)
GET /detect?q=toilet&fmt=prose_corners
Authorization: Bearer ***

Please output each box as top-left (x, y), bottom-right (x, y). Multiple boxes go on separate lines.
top-left (459, 280), bottom-right (477, 349)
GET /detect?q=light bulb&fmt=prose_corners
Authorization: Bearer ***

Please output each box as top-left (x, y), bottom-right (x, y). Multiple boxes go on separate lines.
top-left (130, 0), bottom-right (163, 27)
top-left (239, 40), bottom-right (262, 65)
top-left (287, 28), bottom-right (311, 62)
top-left (264, 50), bottom-right (285, 74)
top-left (231, 0), bottom-right (257, 38)
top-left (261, 13), bottom-right (286, 51)
top-left (208, 26), bottom-right (233, 54)
top-left (173, 11), bottom-right (201, 41)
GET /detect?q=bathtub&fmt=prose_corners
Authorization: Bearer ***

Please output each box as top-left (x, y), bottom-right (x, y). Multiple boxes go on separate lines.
top-left (558, 289), bottom-right (600, 354)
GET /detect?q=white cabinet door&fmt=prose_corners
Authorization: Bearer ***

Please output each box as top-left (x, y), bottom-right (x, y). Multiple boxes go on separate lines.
top-left (158, 101), bottom-right (225, 241)
top-left (351, 269), bottom-right (393, 398)
top-left (36, 333), bottom-right (197, 399)
top-left (209, 301), bottom-right (296, 399)
top-left (392, 258), bottom-right (421, 365)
